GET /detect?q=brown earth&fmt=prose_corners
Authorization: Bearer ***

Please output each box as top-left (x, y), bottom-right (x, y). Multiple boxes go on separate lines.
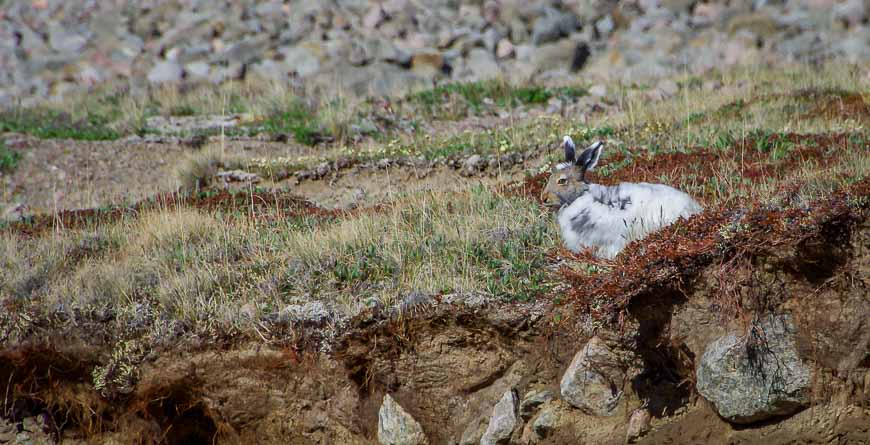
top-left (0, 134), bottom-right (324, 215)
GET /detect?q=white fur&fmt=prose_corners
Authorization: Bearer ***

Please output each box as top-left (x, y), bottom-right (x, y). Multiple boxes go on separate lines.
top-left (557, 182), bottom-right (702, 259)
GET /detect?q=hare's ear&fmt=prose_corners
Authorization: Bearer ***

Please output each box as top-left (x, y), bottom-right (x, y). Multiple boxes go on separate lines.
top-left (563, 135), bottom-right (576, 163)
top-left (577, 141), bottom-right (604, 180)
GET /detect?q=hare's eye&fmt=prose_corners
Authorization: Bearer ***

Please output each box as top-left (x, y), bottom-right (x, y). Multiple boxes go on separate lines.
top-left (557, 177), bottom-right (568, 185)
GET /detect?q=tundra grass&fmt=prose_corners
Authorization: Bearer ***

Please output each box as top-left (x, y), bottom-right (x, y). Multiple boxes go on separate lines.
top-left (2, 61), bottom-right (868, 349)
top-left (1, 186), bottom-right (555, 344)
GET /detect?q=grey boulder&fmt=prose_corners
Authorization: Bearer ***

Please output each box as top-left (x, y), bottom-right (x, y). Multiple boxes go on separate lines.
top-left (696, 314), bottom-right (811, 424)
top-left (481, 389), bottom-right (518, 445)
top-left (531, 8), bottom-right (581, 45)
top-left (378, 394), bottom-right (428, 445)
top-left (559, 336), bottom-right (624, 416)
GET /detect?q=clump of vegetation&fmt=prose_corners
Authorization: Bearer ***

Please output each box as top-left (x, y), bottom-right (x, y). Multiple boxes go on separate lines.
top-left (0, 108), bottom-right (120, 140)
top-left (409, 79), bottom-right (587, 119)
top-left (1, 186), bottom-right (557, 344)
top-left (0, 140), bottom-right (21, 172)
top-left (175, 144), bottom-right (246, 191)
top-left (258, 101), bottom-right (324, 146)
top-left (92, 340), bottom-right (148, 398)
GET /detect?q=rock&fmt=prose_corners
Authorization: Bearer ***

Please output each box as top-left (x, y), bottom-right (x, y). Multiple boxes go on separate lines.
top-left (519, 389), bottom-right (553, 420)
top-left (465, 48), bottom-right (501, 81)
top-left (279, 301), bottom-right (331, 325)
top-left (660, 0), bottom-right (695, 13)
top-left (185, 61), bottom-right (211, 79)
top-left (727, 13), bottom-right (780, 38)
top-left (532, 8), bottom-right (581, 45)
top-left (495, 39), bottom-right (515, 59)
top-left (349, 41), bottom-right (370, 66)
top-left (703, 80), bottom-right (723, 91)
top-left (646, 78), bottom-right (680, 100)
top-left (281, 46), bottom-right (320, 77)
top-left (381, 0), bottom-right (410, 15)
top-left (626, 409), bottom-right (652, 442)
top-left (691, 2), bottom-right (725, 27)
top-left (371, 39), bottom-right (412, 66)
top-left (0, 418), bottom-right (14, 442)
top-left (363, 5), bottom-right (386, 30)
top-left (461, 155), bottom-right (485, 176)
top-left (832, 0), bottom-right (866, 28)
top-left (220, 36), bottom-right (269, 65)
top-left (528, 39), bottom-right (577, 69)
top-left (1, 202), bottom-right (26, 222)
top-left (458, 413), bottom-right (489, 445)
top-left (250, 59), bottom-right (287, 80)
top-left (596, 14), bottom-right (615, 36)
top-left (571, 42), bottom-right (591, 71)
top-left (48, 25), bottom-right (88, 54)
top-left (589, 84), bottom-right (607, 98)
top-left (78, 65), bottom-right (103, 86)
top-left (657, 79), bottom-right (679, 97)
top-left (483, 0), bottom-right (501, 24)
top-left (216, 170), bottom-right (260, 183)
top-left (559, 336), bottom-right (624, 416)
top-left (834, 35), bottom-right (870, 64)
top-left (403, 33), bottom-right (435, 50)
top-left (532, 406), bottom-right (557, 436)
top-left (481, 390), bottom-right (517, 445)
top-left (483, 28), bottom-right (503, 53)
top-left (510, 18), bottom-right (530, 43)
top-left (147, 61), bottom-right (183, 84)
top-left (378, 394), bottom-right (428, 445)
top-left (546, 97), bottom-right (564, 114)
top-left (314, 162), bottom-right (330, 178)
top-left (410, 52), bottom-right (445, 77)
top-left (334, 62), bottom-right (421, 97)
top-left (145, 115), bottom-right (240, 134)
top-left (696, 314), bottom-right (811, 424)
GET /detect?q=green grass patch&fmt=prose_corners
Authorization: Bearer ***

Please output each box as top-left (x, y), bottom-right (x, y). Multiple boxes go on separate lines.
top-left (409, 80), bottom-right (587, 119)
top-left (0, 108), bottom-right (120, 141)
top-left (0, 140), bottom-right (22, 173)
top-left (258, 102), bottom-right (323, 146)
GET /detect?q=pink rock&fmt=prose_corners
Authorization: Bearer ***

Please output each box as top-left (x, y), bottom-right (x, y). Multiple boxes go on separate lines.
top-left (626, 409), bottom-right (652, 443)
top-left (496, 38), bottom-right (515, 59)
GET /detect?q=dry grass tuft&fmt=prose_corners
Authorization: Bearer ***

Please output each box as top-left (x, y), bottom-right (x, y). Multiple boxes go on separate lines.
top-left (1, 186), bottom-right (554, 345)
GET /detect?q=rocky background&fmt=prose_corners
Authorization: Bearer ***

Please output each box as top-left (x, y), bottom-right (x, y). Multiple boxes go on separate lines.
top-left (0, 0), bottom-right (867, 107)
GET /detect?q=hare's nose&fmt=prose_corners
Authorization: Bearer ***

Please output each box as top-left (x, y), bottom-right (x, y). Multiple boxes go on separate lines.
top-left (541, 192), bottom-right (558, 207)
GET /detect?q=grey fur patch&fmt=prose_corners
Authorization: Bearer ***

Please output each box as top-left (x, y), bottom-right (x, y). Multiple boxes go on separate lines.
top-left (570, 208), bottom-right (595, 233)
top-left (592, 185), bottom-right (632, 209)
top-left (555, 162), bottom-right (572, 170)
top-left (557, 189), bottom-right (584, 206)
top-left (616, 196), bottom-right (632, 210)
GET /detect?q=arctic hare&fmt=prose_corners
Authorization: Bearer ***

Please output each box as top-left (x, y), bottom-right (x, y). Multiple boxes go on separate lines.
top-left (542, 136), bottom-right (702, 259)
